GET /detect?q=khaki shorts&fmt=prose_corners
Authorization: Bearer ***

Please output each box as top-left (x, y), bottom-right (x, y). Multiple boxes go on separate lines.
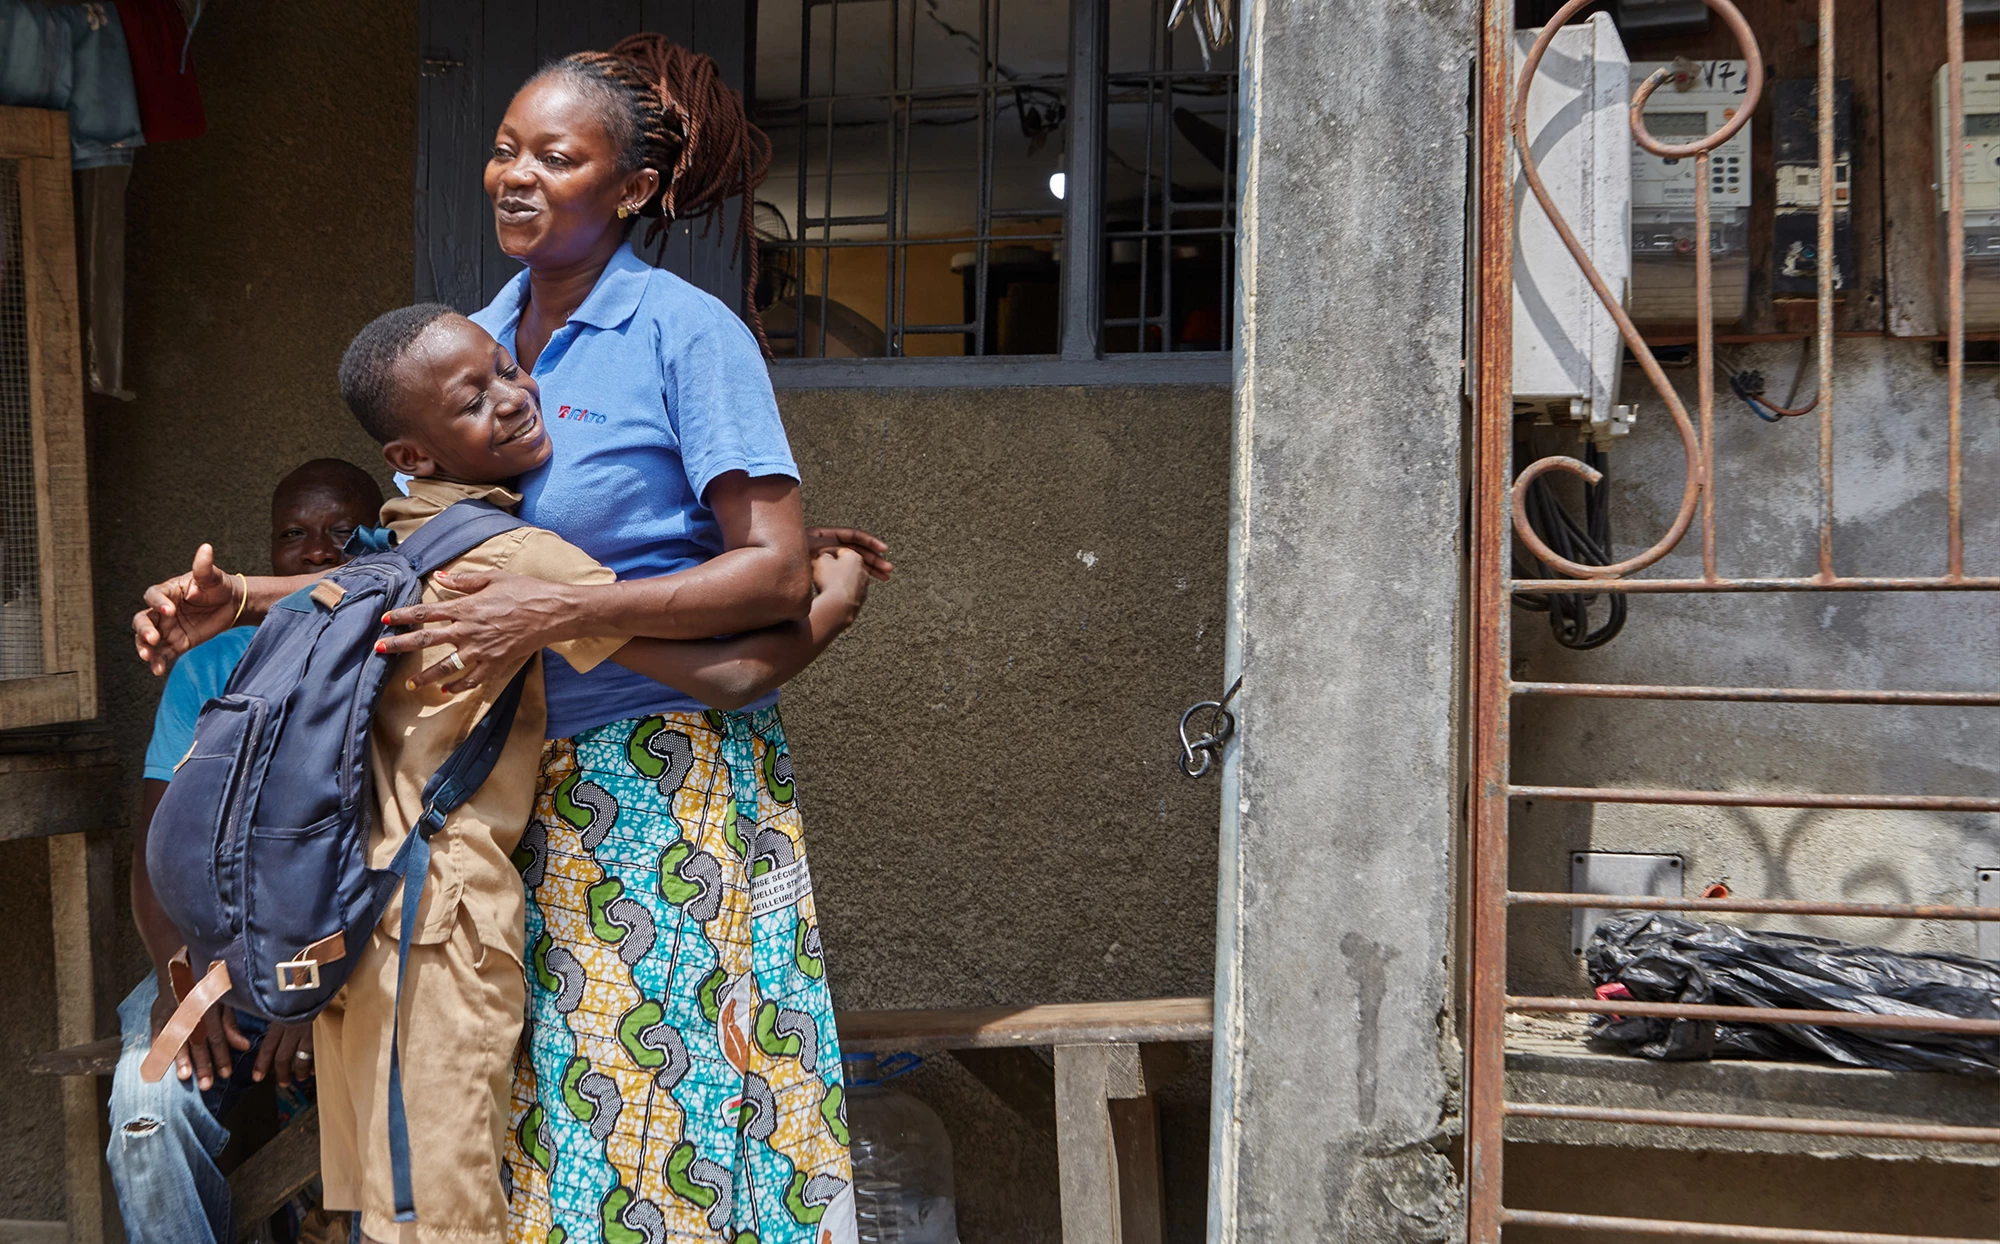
top-left (315, 914), bottom-right (525, 1244)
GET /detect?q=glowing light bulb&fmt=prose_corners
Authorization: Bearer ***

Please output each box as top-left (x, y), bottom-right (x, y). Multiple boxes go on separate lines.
top-left (1048, 171), bottom-right (1067, 200)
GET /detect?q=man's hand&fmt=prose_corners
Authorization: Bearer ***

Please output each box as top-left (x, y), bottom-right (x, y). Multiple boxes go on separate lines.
top-left (810, 547), bottom-right (872, 628)
top-left (807, 527), bottom-right (892, 582)
top-left (133, 544), bottom-right (242, 676)
top-left (149, 986), bottom-right (252, 1091)
top-left (252, 1021), bottom-right (315, 1089)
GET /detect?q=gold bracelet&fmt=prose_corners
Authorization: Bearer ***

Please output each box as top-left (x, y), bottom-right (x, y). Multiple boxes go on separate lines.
top-left (231, 573), bottom-right (249, 625)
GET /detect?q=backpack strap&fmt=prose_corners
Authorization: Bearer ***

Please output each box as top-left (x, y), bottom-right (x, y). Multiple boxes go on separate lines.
top-left (381, 658), bottom-right (533, 1221)
top-left (392, 498), bottom-right (527, 578)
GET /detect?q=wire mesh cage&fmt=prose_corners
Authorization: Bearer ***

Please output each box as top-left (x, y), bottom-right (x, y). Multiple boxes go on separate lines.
top-left (0, 159), bottom-right (45, 681)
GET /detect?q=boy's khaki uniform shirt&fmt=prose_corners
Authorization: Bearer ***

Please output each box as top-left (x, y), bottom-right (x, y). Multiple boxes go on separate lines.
top-left (366, 477), bottom-right (623, 958)
top-left (317, 476), bottom-right (625, 1243)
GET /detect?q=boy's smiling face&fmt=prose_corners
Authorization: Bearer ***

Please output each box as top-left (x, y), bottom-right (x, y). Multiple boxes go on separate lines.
top-left (380, 314), bottom-right (552, 484)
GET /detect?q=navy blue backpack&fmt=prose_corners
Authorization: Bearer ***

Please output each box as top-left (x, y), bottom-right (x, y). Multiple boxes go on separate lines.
top-left (141, 499), bottom-right (525, 1222)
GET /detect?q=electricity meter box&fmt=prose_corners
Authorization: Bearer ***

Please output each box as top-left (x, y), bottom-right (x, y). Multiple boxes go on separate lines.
top-left (1628, 59), bottom-right (1753, 328)
top-left (1772, 77), bottom-right (1853, 302)
top-left (1514, 15), bottom-right (1634, 446)
top-left (1936, 61), bottom-right (2000, 330)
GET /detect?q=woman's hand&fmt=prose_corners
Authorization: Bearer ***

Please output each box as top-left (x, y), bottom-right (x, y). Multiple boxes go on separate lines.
top-left (133, 544), bottom-right (243, 676)
top-left (378, 568), bottom-right (579, 694)
top-left (807, 527), bottom-right (892, 581)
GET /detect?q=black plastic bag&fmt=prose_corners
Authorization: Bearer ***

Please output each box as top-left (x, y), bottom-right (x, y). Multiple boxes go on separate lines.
top-left (1583, 911), bottom-right (2000, 1076)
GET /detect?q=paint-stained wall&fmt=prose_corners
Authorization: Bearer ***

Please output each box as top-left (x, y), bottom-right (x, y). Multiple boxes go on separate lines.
top-left (1510, 337), bottom-right (2000, 995)
top-left (1503, 338), bottom-right (2000, 1221)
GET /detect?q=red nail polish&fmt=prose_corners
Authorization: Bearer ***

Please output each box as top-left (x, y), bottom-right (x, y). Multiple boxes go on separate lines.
top-left (375, 642), bottom-right (387, 654)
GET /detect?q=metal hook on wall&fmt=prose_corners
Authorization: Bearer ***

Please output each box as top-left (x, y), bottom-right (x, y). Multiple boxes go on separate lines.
top-left (1178, 675), bottom-right (1243, 779)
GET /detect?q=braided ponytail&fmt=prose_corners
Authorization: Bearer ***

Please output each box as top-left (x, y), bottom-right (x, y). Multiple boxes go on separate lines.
top-left (535, 34), bottom-right (775, 355)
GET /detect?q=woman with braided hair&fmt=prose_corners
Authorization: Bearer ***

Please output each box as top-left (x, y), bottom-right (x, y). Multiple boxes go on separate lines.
top-left (125, 32), bottom-right (878, 1244)
top-left (384, 34), bottom-right (871, 1244)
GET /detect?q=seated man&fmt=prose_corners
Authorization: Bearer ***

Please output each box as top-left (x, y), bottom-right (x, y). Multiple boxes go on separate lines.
top-left (107, 459), bottom-right (384, 1244)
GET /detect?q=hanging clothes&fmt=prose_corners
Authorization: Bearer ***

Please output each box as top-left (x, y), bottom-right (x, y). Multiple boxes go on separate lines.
top-left (74, 164), bottom-right (134, 399)
top-left (0, 0), bottom-right (145, 168)
top-left (113, 0), bottom-right (203, 142)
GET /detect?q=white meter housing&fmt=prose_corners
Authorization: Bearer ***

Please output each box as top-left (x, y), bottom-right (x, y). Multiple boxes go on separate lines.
top-left (1629, 59), bottom-right (1753, 327)
top-left (1935, 61), bottom-right (2000, 328)
top-left (1513, 15), bottom-right (1633, 446)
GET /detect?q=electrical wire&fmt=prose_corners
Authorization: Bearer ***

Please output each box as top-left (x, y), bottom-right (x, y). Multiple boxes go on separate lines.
top-left (1513, 440), bottom-right (1628, 649)
top-left (1719, 339), bottom-right (1819, 422)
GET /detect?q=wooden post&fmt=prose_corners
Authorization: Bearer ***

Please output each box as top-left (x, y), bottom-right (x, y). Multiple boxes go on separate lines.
top-left (49, 833), bottom-right (103, 1244)
top-left (1054, 1041), bottom-right (1166, 1244)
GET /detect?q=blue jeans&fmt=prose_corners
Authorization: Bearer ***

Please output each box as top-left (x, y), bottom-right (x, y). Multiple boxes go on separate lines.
top-left (105, 973), bottom-right (265, 1244)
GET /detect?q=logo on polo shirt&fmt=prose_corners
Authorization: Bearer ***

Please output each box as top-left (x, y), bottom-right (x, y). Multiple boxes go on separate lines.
top-left (555, 405), bottom-right (608, 425)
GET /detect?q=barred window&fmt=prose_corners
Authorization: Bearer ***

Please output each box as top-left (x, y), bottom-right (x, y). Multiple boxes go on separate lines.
top-left (753, 0), bottom-right (1238, 376)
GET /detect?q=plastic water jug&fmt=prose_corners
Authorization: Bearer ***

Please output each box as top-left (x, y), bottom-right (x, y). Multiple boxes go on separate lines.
top-left (845, 1053), bottom-right (961, 1244)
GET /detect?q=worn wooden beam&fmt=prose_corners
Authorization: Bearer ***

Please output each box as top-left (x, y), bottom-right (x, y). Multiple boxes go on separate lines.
top-left (1882, 9), bottom-right (2000, 334)
top-left (17, 118), bottom-right (93, 713)
top-left (27, 1037), bottom-right (119, 1079)
top-left (0, 751), bottom-right (124, 841)
top-left (1055, 1043), bottom-right (1139, 1244)
top-left (0, 105), bottom-right (63, 159)
top-left (1108, 1094), bottom-right (1165, 1244)
top-left (50, 834), bottom-right (104, 1244)
top-left (948, 1047), bottom-right (1057, 1137)
top-left (839, 997), bottom-right (1212, 1050)
top-left (227, 1108), bottom-right (321, 1240)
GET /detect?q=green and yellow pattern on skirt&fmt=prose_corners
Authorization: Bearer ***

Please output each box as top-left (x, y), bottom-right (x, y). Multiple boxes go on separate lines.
top-left (502, 707), bottom-right (857, 1244)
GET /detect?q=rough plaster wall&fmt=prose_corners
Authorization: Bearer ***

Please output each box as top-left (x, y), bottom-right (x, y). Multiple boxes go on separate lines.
top-left (1212, 0), bottom-right (1474, 1238)
top-left (1510, 338), bottom-right (2000, 996)
top-left (0, 0), bottom-right (414, 1221)
top-left (1506, 1143), bottom-right (2000, 1240)
top-left (779, 385), bottom-right (1228, 1243)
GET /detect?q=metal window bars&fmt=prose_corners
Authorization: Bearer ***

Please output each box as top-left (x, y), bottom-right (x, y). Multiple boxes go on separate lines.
top-left (1469, 0), bottom-right (2000, 1240)
top-left (1100, 0), bottom-right (1239, 354)
top-left (754, 0), bottom-right (1067, 359)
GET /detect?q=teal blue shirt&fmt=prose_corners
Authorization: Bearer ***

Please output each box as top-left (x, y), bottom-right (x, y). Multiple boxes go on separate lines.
top-left (141, 628), bottom-right (255, 781)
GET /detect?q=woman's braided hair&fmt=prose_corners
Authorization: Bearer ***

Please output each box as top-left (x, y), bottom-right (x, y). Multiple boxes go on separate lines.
top-left (535, 34), bottom-right (774, 354)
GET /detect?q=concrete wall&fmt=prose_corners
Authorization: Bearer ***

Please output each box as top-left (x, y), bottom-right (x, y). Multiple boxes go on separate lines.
top-left (781, 384), bottom-right (1229, 1243)
top-left (1509, 337), bottom-right (2000, 996)
top-left (1506, 1144), bottom-right (2000, 1241)
top-left (1503, 338), bottom-right (2000, 1222)
top-left (1210, 0), bottom-right (1474, 1239)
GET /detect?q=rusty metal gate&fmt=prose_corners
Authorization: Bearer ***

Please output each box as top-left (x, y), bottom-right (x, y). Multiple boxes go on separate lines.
top-left (1468, 0), bottom-right (2000, 1239)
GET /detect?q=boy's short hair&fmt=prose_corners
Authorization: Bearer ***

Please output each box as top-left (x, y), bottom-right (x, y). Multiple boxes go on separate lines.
top-left (339, 303), bottom-right (459, 444)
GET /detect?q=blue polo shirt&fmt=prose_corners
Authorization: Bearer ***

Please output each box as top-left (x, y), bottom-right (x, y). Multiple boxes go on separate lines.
top-left (470, 242), bottom-right (799, 739)
top-left (141, 627), bottom-right (256, 781)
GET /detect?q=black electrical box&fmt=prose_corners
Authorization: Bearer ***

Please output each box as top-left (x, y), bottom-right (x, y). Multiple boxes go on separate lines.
top-left (1772, 77), bottom-right (1854, 301)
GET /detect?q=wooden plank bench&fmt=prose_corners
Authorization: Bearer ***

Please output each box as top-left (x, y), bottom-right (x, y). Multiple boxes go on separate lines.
top-left (35, 996), bottom-right (1215, 1244)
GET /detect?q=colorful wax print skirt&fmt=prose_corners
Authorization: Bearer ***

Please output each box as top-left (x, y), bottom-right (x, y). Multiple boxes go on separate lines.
top-left (502, 707), bottom-right (858, 1244)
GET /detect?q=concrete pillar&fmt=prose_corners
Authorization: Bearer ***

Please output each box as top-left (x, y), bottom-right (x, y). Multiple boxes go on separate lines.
top-left (1209, 1), bottom-right (1475, 1239)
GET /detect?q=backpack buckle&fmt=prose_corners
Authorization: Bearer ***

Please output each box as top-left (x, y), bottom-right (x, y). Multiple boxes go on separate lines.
top-left (276, 957), bottom-right (322, 991)
top-left (414, 805), bottom-right (448, 840)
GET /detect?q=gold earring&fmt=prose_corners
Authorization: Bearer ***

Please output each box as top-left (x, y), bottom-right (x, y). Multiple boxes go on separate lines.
top-left (616, 205), bottom-right (633, 220)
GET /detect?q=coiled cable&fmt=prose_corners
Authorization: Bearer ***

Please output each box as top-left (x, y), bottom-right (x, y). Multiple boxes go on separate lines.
top-left (1513, 441), bottom-right (1628, 649)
